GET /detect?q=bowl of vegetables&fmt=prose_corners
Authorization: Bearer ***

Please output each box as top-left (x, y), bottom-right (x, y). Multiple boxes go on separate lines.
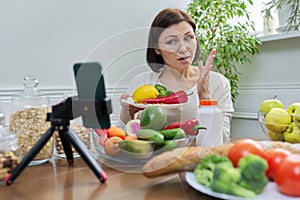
top-left (91, 105), bottom-right (206, 165)
top-left (92, 125), bottom-right (188, 164)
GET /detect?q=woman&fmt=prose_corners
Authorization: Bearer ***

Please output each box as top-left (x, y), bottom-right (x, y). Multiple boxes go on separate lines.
top-left (119, 8), bottom-right (234, 141)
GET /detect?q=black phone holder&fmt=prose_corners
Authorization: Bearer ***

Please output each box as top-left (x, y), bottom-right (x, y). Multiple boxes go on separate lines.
top-left (5, 96), bottom-right (112, 185)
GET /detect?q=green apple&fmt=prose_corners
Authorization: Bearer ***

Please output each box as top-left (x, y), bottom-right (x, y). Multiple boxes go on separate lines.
top-left (267, 129), bottom-right (285, 141)
top-left (264, 107), bottom-right (291, 132)
top-left (287, 103), bottom-right (300, 127)
top-left (259, 99), bottom-right (284, 113)
top-left (140, 106), bottom-right (167, 131)
top-left (283, 122), bottom-right (300, 143)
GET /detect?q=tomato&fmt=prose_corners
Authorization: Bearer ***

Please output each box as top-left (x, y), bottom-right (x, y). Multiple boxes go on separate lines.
top-left (275, 154), bottom-right (300, 197)
top-left (265, 148), bottom-right (291, 180)
top-left (228, 139), bottom-right (267, 167)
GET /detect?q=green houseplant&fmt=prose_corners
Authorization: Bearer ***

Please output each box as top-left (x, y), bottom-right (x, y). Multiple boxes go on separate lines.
top-left (262, 0), bottom-right (300, 32)
top-left (186, 0), bottom-right (261, 102)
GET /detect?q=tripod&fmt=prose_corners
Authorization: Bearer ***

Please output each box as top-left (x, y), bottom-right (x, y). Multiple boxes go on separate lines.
top-left (5, 96), bottom-right (112, 185)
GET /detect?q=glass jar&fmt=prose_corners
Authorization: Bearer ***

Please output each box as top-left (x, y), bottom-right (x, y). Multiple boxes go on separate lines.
top-left (9, 76), bottom-right (52, 165)
top-left (196, 100), bottom-right (223, 147)
top-left (0, 98), bottom-right (5, 126)
top-left (54, 118), bottom-right (91, 158)
top-left (0, 126), bottom-right (21, 184)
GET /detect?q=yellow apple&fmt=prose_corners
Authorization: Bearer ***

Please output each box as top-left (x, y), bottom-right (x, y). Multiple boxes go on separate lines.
top-left (259, 99), bottom-right (284, 113)
top-left (287, 103), bottom-right (300, 128)
top-left (265, 108), bottom-right (291, 132)
top-left (283, 122), bottom-right (300, 143)
top-left (267, 129), bottom-right (285, 141)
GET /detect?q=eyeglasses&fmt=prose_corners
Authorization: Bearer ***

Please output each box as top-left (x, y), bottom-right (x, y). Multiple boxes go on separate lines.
top-left (158, 34), bottom-right (197, 52)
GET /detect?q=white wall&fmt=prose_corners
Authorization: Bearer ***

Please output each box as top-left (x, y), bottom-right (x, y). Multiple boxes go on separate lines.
top-left (0, 0), bottom-right (190, 90)
top-left (0, 0), bottom-right (191, 124)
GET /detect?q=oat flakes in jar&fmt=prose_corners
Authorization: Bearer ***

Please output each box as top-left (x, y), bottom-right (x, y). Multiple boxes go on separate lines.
top-left (0, 126), bottom-right (21, 184)
top-left (9, 76), bottom-right (52, 165)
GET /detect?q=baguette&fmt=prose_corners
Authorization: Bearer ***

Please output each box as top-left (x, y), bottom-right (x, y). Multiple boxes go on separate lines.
top-left (143, 141), bottom-right (300, 178)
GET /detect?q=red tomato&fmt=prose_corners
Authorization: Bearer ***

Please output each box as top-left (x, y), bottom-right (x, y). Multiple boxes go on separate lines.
top-left (228, 139), bottom-right (267, 167)
top-left (275, 154), bottom-right (300, 197)
top-left (265, 148), bottom-right (291, 180)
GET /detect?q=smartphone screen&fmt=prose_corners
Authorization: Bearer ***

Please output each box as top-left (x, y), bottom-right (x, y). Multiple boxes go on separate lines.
top-left (73, 62), bottom-right (111, 129)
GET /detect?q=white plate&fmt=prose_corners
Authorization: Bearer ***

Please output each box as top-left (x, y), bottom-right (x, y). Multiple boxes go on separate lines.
top-left (185, 172), bottom-right (298, 200)
top-left (122, 97), bottom-right (188, 109)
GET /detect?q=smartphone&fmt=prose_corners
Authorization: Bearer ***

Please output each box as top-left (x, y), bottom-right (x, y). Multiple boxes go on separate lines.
top-left (73, 62), bottom-right (111, 129)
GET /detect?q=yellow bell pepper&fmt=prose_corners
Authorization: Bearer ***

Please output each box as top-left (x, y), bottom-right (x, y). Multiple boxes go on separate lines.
top-left (132, 84), bottom-right (159, 103)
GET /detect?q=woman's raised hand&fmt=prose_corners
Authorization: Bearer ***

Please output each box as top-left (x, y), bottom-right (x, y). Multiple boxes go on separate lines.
top-left (197, 49), bottom-right (216, 99)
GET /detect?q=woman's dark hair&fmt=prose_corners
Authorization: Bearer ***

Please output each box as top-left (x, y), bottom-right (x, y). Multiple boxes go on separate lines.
top-left (146, 8), bottom-right (200, 72)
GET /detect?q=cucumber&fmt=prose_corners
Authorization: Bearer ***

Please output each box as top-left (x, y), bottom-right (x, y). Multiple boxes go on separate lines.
top-left (119, 140), bottom-right (153, 154)
top-left (119, 140), bottom-right (154, 159)
top-left (159, 128), bottom-right (186, 140)
top-left (154, 140), bottom-right (177, 152)
top-left (137, 129), bottom-right (164, 143)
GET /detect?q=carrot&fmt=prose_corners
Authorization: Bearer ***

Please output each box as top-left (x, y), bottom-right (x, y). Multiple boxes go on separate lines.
top-left (124, 136), bottom-right (138, 140)
top-left (107, 126), bottom-right (126, 139)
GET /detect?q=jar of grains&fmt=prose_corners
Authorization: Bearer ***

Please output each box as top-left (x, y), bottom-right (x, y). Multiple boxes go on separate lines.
top-left (0, 126), bottom-right (21, 184)
top-left (9, 76), bottom-right (52, 165)
top-left (54, 118), bottom-right (91, 158)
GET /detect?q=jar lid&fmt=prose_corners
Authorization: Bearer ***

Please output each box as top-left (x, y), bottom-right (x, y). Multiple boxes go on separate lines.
top-left (12, 76), bottom-right (49, 108)
top-left (200, 99), bottom-right (218, 106)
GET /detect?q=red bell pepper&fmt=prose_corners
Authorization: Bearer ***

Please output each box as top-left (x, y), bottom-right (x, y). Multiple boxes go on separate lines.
top-left (94, 128), bottom-right (108, 146)
top-left (163, 118), bottom-right (206, 136)
top-left (142, 90), bottom-right (189, 104)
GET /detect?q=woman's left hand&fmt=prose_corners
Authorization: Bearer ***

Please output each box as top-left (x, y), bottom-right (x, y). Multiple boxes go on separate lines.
top-left (197, 49), bottom-right (216, 99)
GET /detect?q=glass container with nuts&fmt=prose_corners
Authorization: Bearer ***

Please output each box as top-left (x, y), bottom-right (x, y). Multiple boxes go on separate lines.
top-left (0, 126), bottom-right (21, 184)
top-left (9, 76), bottom-right (52, 165)
top-left (54, 119), bottom-right (91, 158)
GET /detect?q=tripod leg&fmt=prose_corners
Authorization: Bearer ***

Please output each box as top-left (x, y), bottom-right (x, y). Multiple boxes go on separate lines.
top-left (65, 127), bottom-right (107, 183)
top-left (58, 129), bottom-right (74, 165)
top-left (5, 126), bottom-right (55, 185)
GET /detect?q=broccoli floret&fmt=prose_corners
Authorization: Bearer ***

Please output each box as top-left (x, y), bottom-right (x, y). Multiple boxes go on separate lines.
top-left (210, 163), bottom-right (256, 198)
top-left (165, 90), bottom-right (173, 96)
top-left (154, 84), bottom-right (173, 97)
top-left (238, 154), bottom-right (268, 194)
top-left (194, 154), bottom-right (233, 187)
top-left (194, 154), bottom-right (267, 198)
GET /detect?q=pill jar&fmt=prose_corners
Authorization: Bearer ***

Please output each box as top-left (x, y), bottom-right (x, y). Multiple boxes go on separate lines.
top-left (196, 100), bottom-right (223, 147)
top-left (0, 126), bottom-right (21, 184)
top-left (9, 76), bottom-right (52, 165)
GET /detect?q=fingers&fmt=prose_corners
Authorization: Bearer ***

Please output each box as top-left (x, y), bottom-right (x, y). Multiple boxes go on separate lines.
top-left (205, 49), bottom-right (216, 70)
top-left (198, 60), bottom-right (204, 73)
top-left (209, 48), bottom-right (216, 57)
top-left (120, 93), bottom-right (130, 99)
top-left (119, 93), bottom-right (130, 108)
top-left (197, 49), bottom-right (215, 99)
top-left (198, 49), bottom-right (216, 79)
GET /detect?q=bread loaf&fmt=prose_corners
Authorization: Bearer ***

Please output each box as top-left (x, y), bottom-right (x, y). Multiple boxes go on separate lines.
top-left (143, 141), bottom-right (300, 178)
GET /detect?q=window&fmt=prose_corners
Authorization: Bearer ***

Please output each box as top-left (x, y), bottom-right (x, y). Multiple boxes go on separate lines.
top-left (248, 0), bottom-right (279, 36)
